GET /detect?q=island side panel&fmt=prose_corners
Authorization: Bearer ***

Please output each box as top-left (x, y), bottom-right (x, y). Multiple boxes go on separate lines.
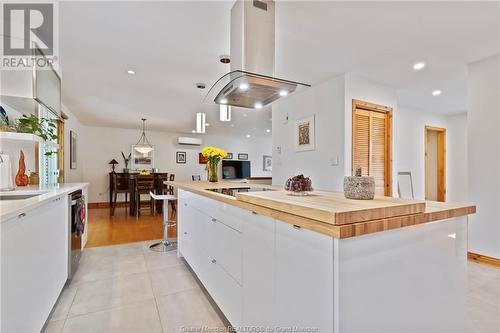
top-left (333, 216), bottom-right (467, 333)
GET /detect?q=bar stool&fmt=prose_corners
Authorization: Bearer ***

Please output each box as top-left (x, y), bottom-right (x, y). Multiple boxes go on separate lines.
top-left (149, 191), bottom-right (177, 252)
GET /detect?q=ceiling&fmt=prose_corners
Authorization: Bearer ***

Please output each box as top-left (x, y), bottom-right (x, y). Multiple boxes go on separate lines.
top-left (275, 1), bottom-right (500, 114)
top-left (60, 1), bottom-right (499, 136)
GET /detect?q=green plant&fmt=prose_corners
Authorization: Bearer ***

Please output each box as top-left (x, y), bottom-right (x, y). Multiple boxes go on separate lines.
top-left (17, 114), bottom-right (58, 156)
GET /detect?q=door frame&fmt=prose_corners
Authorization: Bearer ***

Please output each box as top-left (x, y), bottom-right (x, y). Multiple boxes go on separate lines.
top-left (424, 126), bottom-right (446, 202)
top-left (352, 99), bottom-right (393, 196)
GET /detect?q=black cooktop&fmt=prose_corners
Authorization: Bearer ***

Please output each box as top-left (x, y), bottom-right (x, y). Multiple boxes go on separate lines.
top-left (206, 187), bottom-right (274, 197)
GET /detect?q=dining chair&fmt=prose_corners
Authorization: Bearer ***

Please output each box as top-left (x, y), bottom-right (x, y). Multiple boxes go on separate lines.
top-left (135, 175), bottom-right (155, 215)
top-left (167, 174), bottom-right (176, 220)
top-left (110, 173), bottom-right (129, 216)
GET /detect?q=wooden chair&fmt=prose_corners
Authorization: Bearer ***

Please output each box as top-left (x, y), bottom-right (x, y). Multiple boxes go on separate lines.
top-left (136, 175), bottom-right (155, 215)
top-left (111, 173), bottom-right (129, 216)
top-left (167, 174), bottom-right (177, 220)
top-left (192, 175), bottom-right (201, 181)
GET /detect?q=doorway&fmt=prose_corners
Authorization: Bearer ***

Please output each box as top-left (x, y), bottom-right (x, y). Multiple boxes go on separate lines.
top-left (425, 126), bottom-right (446, 202)
top-left (352, 99), bottom-right (393, 196)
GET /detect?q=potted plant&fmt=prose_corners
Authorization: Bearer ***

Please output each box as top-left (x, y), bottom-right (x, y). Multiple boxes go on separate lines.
top-left (16, 114), bottom-right (57, 156)
top-left (201, 146), bottom-right (228, 182)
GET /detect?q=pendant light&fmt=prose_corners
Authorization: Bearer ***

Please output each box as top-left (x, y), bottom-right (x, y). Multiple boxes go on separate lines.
top-left (220, 104), bottom-right (231, 122)
top-left (219, 55), bottom-right (231, 122)
top-left (134, 118), bottom-right (153, 154)
top-left (196, 112), bottom-right (206, 133)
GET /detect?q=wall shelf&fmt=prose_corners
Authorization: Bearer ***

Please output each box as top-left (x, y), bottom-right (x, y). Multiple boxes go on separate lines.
top-left (0, 132), bottom-right (59, 148)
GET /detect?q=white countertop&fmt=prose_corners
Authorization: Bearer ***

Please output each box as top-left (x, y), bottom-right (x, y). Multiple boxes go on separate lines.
top-left (0, 183), bottom-right (88, 222)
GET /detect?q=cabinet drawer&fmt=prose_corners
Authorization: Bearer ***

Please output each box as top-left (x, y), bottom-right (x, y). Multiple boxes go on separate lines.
top-left (215, 221), bottom-right (242, 284)
top-left (214, 264), bottom-right (242, 328)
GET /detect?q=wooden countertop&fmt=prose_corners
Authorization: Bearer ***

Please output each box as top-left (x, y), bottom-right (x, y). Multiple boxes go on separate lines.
top-left (167, 181), bottom-right (476, 239)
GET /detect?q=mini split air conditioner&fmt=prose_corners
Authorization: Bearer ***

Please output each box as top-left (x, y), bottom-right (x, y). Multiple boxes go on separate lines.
top-left (177, 137), bottom-right (202, 146)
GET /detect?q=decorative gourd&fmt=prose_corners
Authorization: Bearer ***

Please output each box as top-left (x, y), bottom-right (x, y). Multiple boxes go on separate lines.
top-left (15, 150), bottom-right (29, 187)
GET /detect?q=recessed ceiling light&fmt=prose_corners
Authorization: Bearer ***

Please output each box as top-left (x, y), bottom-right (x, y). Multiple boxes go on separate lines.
top-left (191, 130), bottom-right (196, 133)
top-left (266, 129), bottom-right (271, 133)
top-left (413, 62), bottom-right (426, 71)
top-left (243, 113), bottom-right (248, 117)
top-left (254, 102), bottom-right (263, 109)
top-left (220, 98), bottom-right (228, 104)
top-left (432, 90), bottom-right (442, 96)
top-left (279, 90), bottom-right (288, 96)
top-left (127, 70), bottom-right (135, 75)
top-left (205, 123), bottom-right (210, 127)
top-left (239, 83), bottom-right (249, 91)
top-left (246, 134), bottom-right (251, 138)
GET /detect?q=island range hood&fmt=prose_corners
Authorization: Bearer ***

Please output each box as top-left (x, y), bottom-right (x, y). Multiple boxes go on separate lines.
top-left (205, 0), bottom-right (310, 109)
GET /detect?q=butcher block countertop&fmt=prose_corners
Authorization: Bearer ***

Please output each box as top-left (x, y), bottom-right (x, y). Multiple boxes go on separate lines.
top-left (167, 181), bottom-right (476, 239)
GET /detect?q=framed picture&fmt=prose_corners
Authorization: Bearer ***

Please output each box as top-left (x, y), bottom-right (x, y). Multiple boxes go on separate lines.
top-left (70, 130), bottom-right (77, 169)
top-left (176, 151), bottom-right (186, 164)
top-left (238, 153), bottom-right (248, 160)
top-left (131, 145), bottom-right (154, 170)
top-left (295, 115), bottom-right (316, 151)
top-left (198, 152), bottom-right (207, 164)
top-left (263, 155), bottom-right (272, 172)
top-left (224, 153), bottom-right (233, 160)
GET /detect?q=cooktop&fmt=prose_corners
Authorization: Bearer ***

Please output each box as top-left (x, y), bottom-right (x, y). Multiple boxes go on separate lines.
top-left (206, 187), bottom-right (274, 197)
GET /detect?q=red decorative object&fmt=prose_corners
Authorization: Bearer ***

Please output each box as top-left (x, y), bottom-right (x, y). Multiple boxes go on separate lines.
top-left (198, 152), bottom-right (207, 164)
top-left (15, 150), bottom-right (29, 186)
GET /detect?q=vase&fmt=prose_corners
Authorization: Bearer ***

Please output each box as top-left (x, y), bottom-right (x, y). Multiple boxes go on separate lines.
top-left (208, 160), bottom-right (219, 182)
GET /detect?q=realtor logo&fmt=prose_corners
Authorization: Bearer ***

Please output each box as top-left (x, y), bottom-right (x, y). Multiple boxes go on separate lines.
top-left (3, 3), bottom-right (53, 56)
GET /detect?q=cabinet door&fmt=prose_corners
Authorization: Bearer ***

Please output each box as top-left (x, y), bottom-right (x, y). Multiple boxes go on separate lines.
top-left (214, 220), bottom-right (242, 284)
top-left (177, 199), bottom-right (193, 262)
top-left (275, 222), bottom-right (334, 333)
top-left (242, 211), bottom-right (275, 328)
top-left (1, 196), bottom-right (68, 333)
top-left (214, 263), bottom-right (243, 328)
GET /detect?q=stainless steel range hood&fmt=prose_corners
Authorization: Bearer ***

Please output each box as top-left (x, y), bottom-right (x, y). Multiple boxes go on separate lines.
top-left (205, 0), bottom-right (310, 109)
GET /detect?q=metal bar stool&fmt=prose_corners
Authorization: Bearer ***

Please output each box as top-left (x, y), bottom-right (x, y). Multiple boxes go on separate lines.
top-left (149, 191), bottom-right (177, 252)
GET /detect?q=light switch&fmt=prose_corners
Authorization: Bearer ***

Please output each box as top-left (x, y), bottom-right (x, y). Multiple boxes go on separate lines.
top-left (330, 155), bottom-right (339, 166)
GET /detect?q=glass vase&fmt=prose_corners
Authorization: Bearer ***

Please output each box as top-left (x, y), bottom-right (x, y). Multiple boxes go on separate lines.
top-left (208, 160), bottom-right (219, 182)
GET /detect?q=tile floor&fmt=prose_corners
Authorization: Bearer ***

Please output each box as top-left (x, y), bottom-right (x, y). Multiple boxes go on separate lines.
top-left (44, 241), bottom-right (500, 333)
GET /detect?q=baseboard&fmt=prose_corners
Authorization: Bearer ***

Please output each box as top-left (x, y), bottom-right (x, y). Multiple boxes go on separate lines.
top-left (468, 252), bottom-right (500, 267)
top-left (88, 202), bottom-right (128, 209)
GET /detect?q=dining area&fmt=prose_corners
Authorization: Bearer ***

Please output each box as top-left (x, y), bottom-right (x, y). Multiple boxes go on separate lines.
top-left (109, 172), bottom-right (176, 217)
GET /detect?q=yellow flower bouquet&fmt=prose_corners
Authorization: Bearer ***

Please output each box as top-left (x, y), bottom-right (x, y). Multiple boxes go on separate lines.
top-left (201, 146), bottom-right (228, 182)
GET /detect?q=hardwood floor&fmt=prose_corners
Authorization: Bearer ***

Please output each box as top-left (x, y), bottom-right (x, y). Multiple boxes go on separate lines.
top-left (86, 207), bottom-right (175, 248)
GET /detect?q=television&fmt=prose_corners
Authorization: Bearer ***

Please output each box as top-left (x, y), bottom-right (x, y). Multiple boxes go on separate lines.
top-left (222, 160), bottom-right (251, 179)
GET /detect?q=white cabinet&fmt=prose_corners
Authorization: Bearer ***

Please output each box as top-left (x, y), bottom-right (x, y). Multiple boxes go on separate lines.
top-left (241, 211), bottom-right (275, 328)
top-left (178, 190), bottom-right (333, 332)
top-left (275, 222), bottom-right (334, 333)
top-left (1, 195), bottom-right (68, 333)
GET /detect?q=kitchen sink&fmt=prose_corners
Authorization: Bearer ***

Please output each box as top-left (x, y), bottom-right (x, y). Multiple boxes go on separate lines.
top-left (0, 194), bottom-right (42, 200)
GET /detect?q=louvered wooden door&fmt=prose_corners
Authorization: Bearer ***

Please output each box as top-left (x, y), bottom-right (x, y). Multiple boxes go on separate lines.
top-left (352, 105), bottom-right (392, 196)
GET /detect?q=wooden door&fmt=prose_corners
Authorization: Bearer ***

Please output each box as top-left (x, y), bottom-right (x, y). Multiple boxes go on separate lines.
top-left (352, 100), bottom-right (393, 196)
top-left (425, 126), bottom-right (446, 202)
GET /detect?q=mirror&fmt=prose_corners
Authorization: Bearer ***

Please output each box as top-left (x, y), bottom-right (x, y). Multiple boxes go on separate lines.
top-left (397, 171), bottom-right (414, 199)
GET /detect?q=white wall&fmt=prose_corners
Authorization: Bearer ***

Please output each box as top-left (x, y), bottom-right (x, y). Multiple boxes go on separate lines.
top-left (272, 75), bottom-right (346, 190)
top-left (79, 126), bottom-right (272, 203)
top-left (344, 73), bottom-right (398, 196)
top-left (62, 104), bottom-right (84, 183)
top-left (467, 55), bottom-right (500, 259)
top-left (447, 113), bottom-right (468, 203)
top-left (397, 107), bottom-right (448, 200)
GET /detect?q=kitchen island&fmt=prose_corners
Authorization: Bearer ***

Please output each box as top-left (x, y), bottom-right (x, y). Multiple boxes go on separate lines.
top-left (169, 180), bottom-right (475, 333)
